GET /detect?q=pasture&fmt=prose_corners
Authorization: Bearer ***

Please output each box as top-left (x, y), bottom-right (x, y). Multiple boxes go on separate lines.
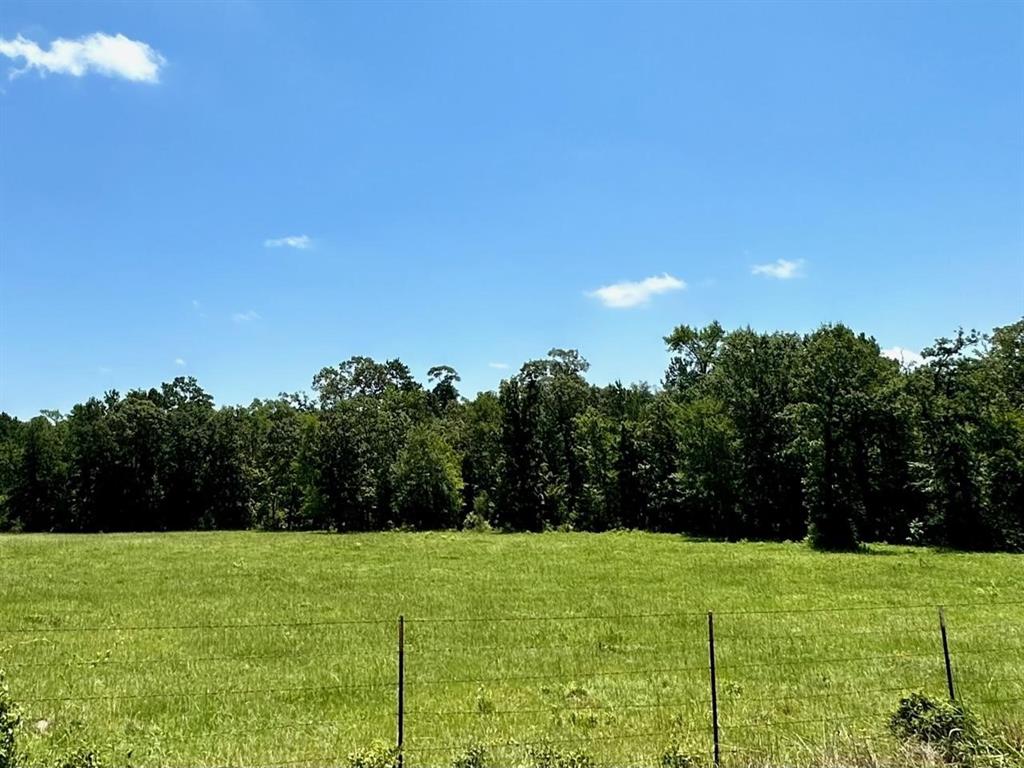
top-left (1, 531), bottom-right (1021, 767)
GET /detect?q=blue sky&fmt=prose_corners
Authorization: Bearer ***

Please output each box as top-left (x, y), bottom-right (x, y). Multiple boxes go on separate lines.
top-left (1, 1), bottom-right (1022, 418)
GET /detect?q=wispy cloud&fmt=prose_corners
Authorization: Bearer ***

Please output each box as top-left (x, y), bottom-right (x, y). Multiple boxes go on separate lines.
top-left (881, 346), bottom-right (924, 368)
top-left (751, 258), bottom-right (805, 280)
top-left (264, 235), bottom-right (312, 250)
top-left (488, 362), bottom-right (510, 370)
top-left (232, 310), bottom-right (261, 324)
top-left (0, 33), bottom-right (165, 83)
top-left (588, 273), bottom-right (686, 309)
top-left (174, 357), bottom-right (186, 367)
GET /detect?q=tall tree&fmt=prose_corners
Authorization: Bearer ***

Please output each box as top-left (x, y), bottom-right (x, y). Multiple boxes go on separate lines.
top-left (8, 416), bottom-right (67, 531)
top-left (391, 423), bottom-right (463, 529)
top-left (793, 325), bottom-right (890, 550)
top-left (663, 321), bottom-right (725, 397)
top-left (496, 375), bottom-right (547, 531)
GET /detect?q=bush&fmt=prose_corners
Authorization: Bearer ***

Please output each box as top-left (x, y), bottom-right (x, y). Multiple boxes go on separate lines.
top-left (0, 670), bottom-right (19, 768)
top-left (347, 742), bottom-right (399, 768)
top-left (889, 693), bottom-right (977, 763)
top-left (659, 744), bottom-right (697, 768)
top-left (528, 745), bottom-right (594, 768)
top-left (463, 507), bottom-right (492, 533)
top-left (451, 744), bottom-right (488, 768)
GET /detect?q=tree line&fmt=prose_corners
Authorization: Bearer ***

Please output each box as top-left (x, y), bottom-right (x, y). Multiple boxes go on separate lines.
top-left (1, 319), bottom-right (1021, 551)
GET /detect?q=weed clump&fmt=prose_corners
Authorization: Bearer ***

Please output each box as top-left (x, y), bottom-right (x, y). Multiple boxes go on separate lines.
top-left (659, 743), bottom-right (697, 768)
top-left (889, 693), bottom-right (977, 764)
top-left (53, 753), bottom-right (104, 768)
top-left (346, 742), bottom-right (399, 768)
top-left (451, 744), bottom-right (488, 768)
top-left (528, 745), bottom-right (594, 768)
top-left (1, 670), bottom-right (20, 768)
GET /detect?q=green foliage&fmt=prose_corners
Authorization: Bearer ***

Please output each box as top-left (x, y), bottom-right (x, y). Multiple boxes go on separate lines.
top-left (451, 744), bottom-right (488, 768)
top-left (346, 742), bottom-right (399, 768)
top-left (463, 499), bottom-right (493, 532)
top-left (1, 319), bottom-right (1022, 552)
top-left (528, 745), bottom-right (595, 768)
top-left (496, 374), bottom-right (547, 531)
top-left (794, 325), bottom-right (891, 550)
top-left (53, 752), bottom-right (105, 768)
top-left (0, 670), bottom-right (19, 768)
top-left (391, 424), bottom-right (463, 529)
top-left (663, 320), bottom-right (725, 395)
top-left (673, 397), bottom-right (740, 537)
top-left (706, 327), bottom-right (805, 540)
top-left (659, 743), bottom-right (697, 768)
top-left (889, 693), bottom-right (978, 763)
top-left (7, 416), bottom-right (67, 532)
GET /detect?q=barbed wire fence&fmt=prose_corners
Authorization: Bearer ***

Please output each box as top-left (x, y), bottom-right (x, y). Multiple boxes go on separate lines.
top-left (2, 601), bottom-right (1022, 767)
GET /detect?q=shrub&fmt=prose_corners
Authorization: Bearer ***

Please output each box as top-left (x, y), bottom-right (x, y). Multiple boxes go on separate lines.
top-left (528, 745), bottom-right (594, 768)
top-left (889, 692), bottom-right (977, 763)
top-left (451, 744), bottom-right (488, 768)
top-left (659, 744), bottom-right (696, 768)
top-left (463, 505), bottom-right (492, 533)
top-left (0, 671), bottom-right (20, 768)
top-left (347, 742), bottom-right (399, 768)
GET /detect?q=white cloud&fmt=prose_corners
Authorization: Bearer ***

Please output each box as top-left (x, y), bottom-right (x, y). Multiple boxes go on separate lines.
top-left (264, 235), bottom-right (312, 250)
top-left (174, 357), bottom-right (186, 367)
top-left (488, 362), bottom-right (510, 370)
top-left (882, 346), bottom-right (924, 368)
top-left (751, 258), bottom-right (805, 279)
top-left (0, 33), bottom-right (165, 83)
top-left (232, 310), bottom-right (261, 323)
top-left (588, 273), bottom-right (686, 309)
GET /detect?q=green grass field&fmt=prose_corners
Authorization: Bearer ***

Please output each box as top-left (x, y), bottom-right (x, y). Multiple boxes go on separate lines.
top-left (1, 532), bottom-right (1022, 767)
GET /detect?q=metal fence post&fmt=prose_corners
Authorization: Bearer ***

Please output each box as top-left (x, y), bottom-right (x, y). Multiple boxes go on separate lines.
top-left (397, 614), bottom-right (405, 767)
top-left (708, 611), bottom-right (720, 767)
top-left (938, 606), bottom-right (955, 701)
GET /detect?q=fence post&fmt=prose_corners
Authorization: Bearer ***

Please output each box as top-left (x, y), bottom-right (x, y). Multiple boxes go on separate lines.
top-left (938, 606), bottom-right (955, 702)
top-left (708, 611), bottom-right (720, 767)
top-left (397, 614), bottom-right (405, 767)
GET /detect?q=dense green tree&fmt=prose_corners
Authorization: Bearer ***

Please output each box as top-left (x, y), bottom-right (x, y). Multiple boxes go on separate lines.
top-left (496, 374), bottom-right (547, 531)
top-left (202, 407), bottom-right (252, 529)
top-left (914, 330), bottom-right (990, 549)
top-left (674, 397), bottom-right (741, 538)
top-left (427, 365), bottom-right (462, 415)
top-left (8, 416), bottom-right (67, 531)
top-left (245, 399), bottom-right (309, 528)
top-left (455, 391), bottom-right (503, 522)
top-left (663, 321), bottom-right (725, 396)
top-left (304, 401), bottom-right (377, 531)
top-left (1, 322), bottom-right (1021, 552)
top-left (391, 424), bottom-right (463, 529)
top-left (0, 414), bottom-right (24, 522)
top-left (708, 328), bottom-right (804, 539)
top-left (792, 325), bottom-right (890, 550)
top-left (64, 397), bottom-right (119, 531)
